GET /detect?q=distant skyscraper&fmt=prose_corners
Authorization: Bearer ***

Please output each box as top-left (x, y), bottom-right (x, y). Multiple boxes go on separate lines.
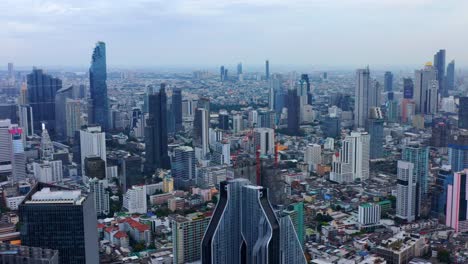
top-left (212, 141), bottom-right (230, 166)
top-left (403, 78), bottom-right (414, 99)
top-left (27, 68), bottom-right (62, 134)
top-left (414, 63), bottom-right (437, 114)
top-left (89, 41), bottom-right (109, 130)
top-left (253, 127), bottom-right (275, 155)
top-left (145, 84), bottom-right (171, 171)
top-left (265, 60), bottom-right (270, 80)
top-left (446, 60), bottom-right (455, 91)
top-left (366, 107), bottom-right (384, 159)
top-left (7, 62), bottom-right (14, 79)
top-left (172, 88), bottom-right (183, 132)
top-left (194, 108), bottom-right (210, 157)
top-left (218, 111), bottom-right (229, 130)
top-left (396, 161), bottom-right (417, 222)
top-left (173, 146), bottom-right (196, 190)
top-left (88, 176), bottom-right (110, 216)
top-left (220, 66), bottom-right (225, 81)
top-left (80, 125), bottom-right (106, 174)
top-left (237, 62), bottom-right (243, 75)
top-left (434, 49), bottom-right (446, 97)
top-left (354, 68), bottom-right (379, 128)
top-left (232, 114), bottom-right (243, 134)
top-left (18, 105), bottom-right (34, 137)
top-left (445, 169), bottom-right (468, 233)
top-left (448, 129), bottom-right (468, 172)
top-left (458, 97), bottom-right (468, 129)
top-left (322, 115), bottom-right (340, 138)
top-left (65, 99), bottom-right (82, 140)
top-left (40, 126), bottom-right (54, 160)
top-left (287, 88), bottom-right (300, 135)
top-left (384, 71), bottom-right (393, 92)
top-left (54, 86), bottom-right (74, 140)
top-left (0, 120), bottom-right (26, 183)
top-left (19, 184), bottom-right (99, 264)
top-left (269, 77), bottom-right (281, 111)
top-left (331, 131), bottom-right (370, 183)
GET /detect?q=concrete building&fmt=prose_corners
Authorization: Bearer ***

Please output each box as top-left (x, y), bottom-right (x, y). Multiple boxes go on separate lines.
top-left (253, 127), bottom-right (275, 155)
top-left (445, 169), bottom-right (468, 233)
top-left (123, 185), bottom-right (147, 214)
top-left (80, 126), bottom-right (106, 175)
top-left (374, 232), bottom-right (428, 264)
top-left (396, 161), bottom-right (417, 222)
top-left (305, 144), bottom-right (322, 171)
top-left (172, 213), bottom-right (211, 264)
top-left (358, 203), bottom-right (381, 227)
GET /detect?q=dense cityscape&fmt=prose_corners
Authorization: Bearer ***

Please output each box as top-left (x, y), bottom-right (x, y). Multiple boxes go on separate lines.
top-left (2, 2), bottom-right (468, 264)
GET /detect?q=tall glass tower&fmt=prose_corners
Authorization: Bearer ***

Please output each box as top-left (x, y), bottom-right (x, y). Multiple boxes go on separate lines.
top-left (89, 41), bottom-right (109, 130)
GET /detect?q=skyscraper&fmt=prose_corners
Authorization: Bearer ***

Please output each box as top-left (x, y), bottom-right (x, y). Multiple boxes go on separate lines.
top-left (218, 111), bottom-right (229, 130)
top-left (414, 63), bottom-right (437, 114)
top-left (80, 125), bottom-right (106, 176)
top-left (384, 71), bottom-right (393, 92)
top-left (265, 60), bottom-right (270, 80)
top-left (446, 60), bottom-right (455, 91)
top-left (172, 88), bottom-right (183, 132)
top-left (27, 68), bottom-right (62, 134)
top-left (448, 129), bottom-right (468, 172)
top-left (403, 78), bottom-right (414, 99)
top-left (330, 131), bottom-right (370, 183)
top-left (237, 62), bottom-right (243, 81)
top-left (445, 169), bottom-right (468, 233)
top-left (202, 179), bottom-right (306, 264)
top-left (0, 120), bottom-right (26, 183)
top-left (173, 213), bottom-right (211, 264)
top-left (172, 146), bottom-right (196, 190)
top-left (354, 68), bottom-right (379, 128)
top-left (366, 107), bottom-right (384, 159)
top-left (269, 77), bottom-right (281, 111)
top-left (402, 143), bottom-right (429, 196)
top-left (434, 49), bottom-right (446, 97)
top-left (18, 105), bottom-right (34, 137)
top-left (54, 86), bottom-right (74, 140)
top-left (65, 99), bottom-right (82, 140)
top-left (194, 108), bottom-right (210, 157)
top-left (459, 97), bottom-right (468, 129)
top-left (89, 41), bottom-right (109, 130)
top-left (287, 88), bottom-right (300, 135)
top-left (396, 161), bottom-right (417, 222)
top-left (253, 127), bottom-right (275, 155)
top-left (19, 184), bottom-right (99, 264)
top-left (145, 84), bottom-right (171, 171)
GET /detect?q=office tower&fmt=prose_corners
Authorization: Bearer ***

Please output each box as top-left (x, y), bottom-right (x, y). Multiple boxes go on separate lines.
top-left (33, 160), bottom-right (63, 183)
top-left (448, 130), bottom-right (468, 172)
top-left (300, 74), bottom-right (312, 104)
top-left (281, 202), bottom-right (305, 246)
top-left (431, 165), bottom-right (453, 221)
top-left (218, 111), bottom-right (229, 130)
top-left (0, 120), bottom-right (15, 178)
top-left (414, 63), bottom-right (437, 114)
top-left (0, 244), bottom-right (59, 264)
top-left (202, 179), bottom-right (306, 264)
top-left (84, 156), bottom-right (106, 179)
top-left (172, 146), bottom-right (196, 190)
top-left (237, 62), bottom-right (243, 81)
top-left (212, 141), bottom-right (231, 165)
top-left (445, 169), bottom-right (468, 233)
top-left (305, 144), bottom-right (322, 171)
top-left (248, 110), bottom-right (258, 127)
top-left (18, 105), bottom-right (34, 137)
top-left (386, 97), bottom-right (399, 123)
top-left (384, 71), bottom-right (393, 92)
top-left (194, 108), bottom-right (210, 157)
top-left (322, 115), bottom-right (340, 138)
top-left (401, 99), bottom-right (416, 124)
top-left (120, 156), bottom-right (143, 191)
top-left (403, 78), bottom-right (414, 99)
top-left (89, 41), bottom-right (109, 130)
top-left (258, 110), bottom-right (276, 129)
top-left (220, 65), bottom-right (225, 81)
top-left (198, 97), bottom-right (210, 114)
top-left (173, 213), bottom-right (211, 264)
top-left (253, 127), bottom-right (275, 155)
top-left (431, 121), bottom-right (449, 148)
top-left (19, 184), bottom-right (99, 264)
top-left (434, 49), bottom-right (446, 97)
top-left (446, 60), bottom-right (455, 91)
top-left (459, 97), bottom-right (468, 129)
top-left (26, 68), bottom-right (62, 134)
top-left (402, 143), bottom-right (429, 196)
top-left (0, 104), bottom-right (18, 123)
top-left (65, 99), bottom-right (82, 140)
top-left (396, 161), bottom-right (417, 222)
top-left (330, 131), bottom-right (370, 183)
top-left (80, 125), bottom-right (106, 175)
top-left (287, 88), bottom-right (300, 135)
top-left (54, 86), bottom-right (74, 140)
top-left (123, 185), bottom-right (147, 214)
top-left (354, 68), bottom-right (378, 128)
top-left (7, 62), bottom-right (14, 79)
top-left (426, 80), bottom-right (439, 114)
top-left (366, 107), bottom-right (384, 159)
top-left (358, 203), bottom-right (381, 226)
top-left (172, 88), bottom-right (183, 132)
top-left (40, 126), bottom-right (54, 160)
top-left (89, 177), bottom-right (110, 216)
top-left (269, 77), bottom-right (281, 110)
top-left (145, 84), bottom-right (171, 171)
top-left (265, 60), bottom-right (270, 80)
top-left (0, 121), bottom-right (26, 183)
top-left (232, 114), bottom-right (243, 134)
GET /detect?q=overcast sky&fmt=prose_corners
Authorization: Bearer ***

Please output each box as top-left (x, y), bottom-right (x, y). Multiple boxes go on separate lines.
top-left (1, 0), bottom-right (467, 69)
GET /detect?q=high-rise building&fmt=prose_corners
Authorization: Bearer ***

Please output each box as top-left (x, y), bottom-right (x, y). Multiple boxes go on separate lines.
top-left (218, 111), bottom-right (229, 130)
top-left (402, 143), bottom-right (429, 197)
top-left (322, 115), bottom-right (340, 138)
top-left (232, 114), bottom-right (243, 134)
top-left (253, 127), bottom-right (275, 155)
top-left (396, 161), bottom-right (417, 222)
top-left (80, 125), bottom-right (106, 175)
top-left (0, 121), bottom-right (26, 183)
top-left (0, 104), bottom-right (18, 124)
top-left (84, 156), bottom-right (106, 180)
top-left (26, 68), bottom-right (62, 134)
top-left (172, 146), bottom-right (196, 190)
top-left (434, 49), bottom-right (446, 97)
top-left (459, 97), bottom-right (468, 129)
top-left (414, 63), bottom-right (437, 114)
top-left (40, 126), bottom-right (54, 160)
top-left (358, 203), bottom-right (381, 227)
top-left (287, 88), bottom-right (300, 135)
top-left (384, 71), bottom-right (393, 92)
top-left (19, 184), bottom-right (99, 264)
top-left (145, 84), bottom-right (171, 171)
top-left (355, 68), bottom-right (379, 128)
top-left (366, 107), bottom-right (384, 159)
top-left (448, 129), bottom-right (468, 172)
top-left (269, 77), bottom-right (281, 110)
top-left (445, 169), bottom-right (468, 233)
top-left (65, 99), bottom-right (82, 140)
top-left (220, 66), bottom-right (225, 81)
top-left (172, 88), bottom-right (183, 132)
top-left (305, 144), bottom-right (322, 171)
top-left (194, 108), bottom-right (210, 157)
top-left (88, 177), bottom-right (109, 216)
top-left (123, 185), bottom-right (147, 214)
top-left (237, 62), bottom-right (243, 81)
top-left (54, 86), bottom-right (74, 140)
top-left (446, 60), bottom-right (455, 91)
top-left (7, 62), bottom-right (14, 79)
top-left (258, 110), bottom-right (276, 129)
top-left (18, 105), bottom-right (34, 137)
top-left (265, 60), bottom-right (270, 80)
top-left (202, 179), bottom-right (306, 264)
top-left (0, 244), bottom-right (58, 264)
top-left (173, 213), bottom-right (211, 264)
top-left (212, 141), bottom-right (230, 166)
top-left (330, 131), bottom-right (370, 183)
top-left (33, 160), bottom-right (63, 183)
top-left (403, 78), bottom-right (414, 99)
top-left (89, 41), bottom-right (109, 130)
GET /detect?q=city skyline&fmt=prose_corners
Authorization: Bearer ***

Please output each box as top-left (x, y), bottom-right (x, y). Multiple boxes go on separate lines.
top-left (2, 0), bottom-right (468, 68)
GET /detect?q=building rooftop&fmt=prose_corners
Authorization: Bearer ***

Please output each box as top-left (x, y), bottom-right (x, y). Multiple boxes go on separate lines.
top-left (26, 188), bottom-right (83, 205)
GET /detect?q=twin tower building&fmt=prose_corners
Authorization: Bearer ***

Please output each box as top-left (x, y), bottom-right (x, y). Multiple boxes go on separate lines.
top-left (201, 178), bottom-right (307, 264)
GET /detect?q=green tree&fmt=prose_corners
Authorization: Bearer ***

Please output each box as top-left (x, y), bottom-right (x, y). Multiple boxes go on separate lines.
top-left (437, 249), bottom-right (451, 263)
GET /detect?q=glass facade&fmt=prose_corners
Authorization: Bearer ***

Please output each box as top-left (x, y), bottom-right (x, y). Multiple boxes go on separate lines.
top-left (89, 42), bottom-right (109, 130)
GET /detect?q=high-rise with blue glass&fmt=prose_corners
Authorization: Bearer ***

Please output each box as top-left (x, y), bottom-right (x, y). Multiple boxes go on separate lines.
top-left (89, 42), bottom-right (109, 130)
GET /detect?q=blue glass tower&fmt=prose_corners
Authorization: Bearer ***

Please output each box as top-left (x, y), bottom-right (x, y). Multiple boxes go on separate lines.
top-left (89, 42), bottom-right (109, 130)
